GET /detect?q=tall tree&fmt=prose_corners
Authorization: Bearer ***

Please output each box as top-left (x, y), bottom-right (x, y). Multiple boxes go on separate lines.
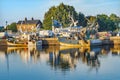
top-left (77, 12), bottom-right (87, 27)
top-left (97, 14), bottom-right (117, 31)
top-left (109, 14), bottom-right (120, 30)
top-left (43, 3), bottom-right (77, 30)
top-left (43, 3), bottom-right (120, 31)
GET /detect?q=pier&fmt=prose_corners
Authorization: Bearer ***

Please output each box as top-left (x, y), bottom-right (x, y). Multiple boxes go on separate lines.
top-left (1, 36), bottom-right (120, 47)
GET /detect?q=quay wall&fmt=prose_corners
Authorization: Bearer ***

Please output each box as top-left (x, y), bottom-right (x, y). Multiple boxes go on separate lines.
top-left (1, 37), bottom-right (120, 46)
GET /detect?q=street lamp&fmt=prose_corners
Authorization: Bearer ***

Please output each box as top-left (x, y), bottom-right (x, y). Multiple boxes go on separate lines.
top-left (5, 21), bottom-right (8, 38)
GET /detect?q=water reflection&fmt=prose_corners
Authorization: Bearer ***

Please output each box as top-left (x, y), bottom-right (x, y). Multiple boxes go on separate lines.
top-left (0, 45), bottom-right (120, 73)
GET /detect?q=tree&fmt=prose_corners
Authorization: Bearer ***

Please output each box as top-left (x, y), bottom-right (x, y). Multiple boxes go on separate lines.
top-left (7, 23), bottom-right (17, 32)
top-left (43, 3), bottom-right (120, 31)
top-left (43, 3), bottom-right (77, 30)
top-left (110, 14), bottom-right (119, 22)
top-left (97, 14), bottom-right (117, 31)
top-left (109, 14), bottom-right (120, 31)
top-left (77, 12), bottom-right (87, 27)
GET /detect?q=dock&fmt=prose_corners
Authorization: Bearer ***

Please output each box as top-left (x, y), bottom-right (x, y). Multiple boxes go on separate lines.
top-left (0, 36), bottom-right (120, 47)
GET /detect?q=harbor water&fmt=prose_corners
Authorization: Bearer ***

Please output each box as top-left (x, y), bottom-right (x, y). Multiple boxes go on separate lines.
top-left (0, 45), bottom-right (120, 80)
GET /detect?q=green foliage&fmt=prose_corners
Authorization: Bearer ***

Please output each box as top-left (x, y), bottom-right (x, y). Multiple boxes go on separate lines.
top-left (43, 3), bottom-right (77, 30)
top-left (110, 14), bottom-right (119, 22)
top-left (77, 12), bottom-right (87, 27)
top-left (7, 23), bottom-right (17, 32)
top-left (97, 14), bottom-right (119, 31)
top-left (43, 3), bottom-right (120, 31)
top-left (109, 14), bottom-right (120, 30)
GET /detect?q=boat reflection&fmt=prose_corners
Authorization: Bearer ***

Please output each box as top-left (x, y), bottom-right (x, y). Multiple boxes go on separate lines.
top-left (0, 45), bottom-right (120, 72)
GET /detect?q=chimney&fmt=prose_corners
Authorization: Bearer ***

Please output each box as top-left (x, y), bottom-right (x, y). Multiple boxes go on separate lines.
top-left (31, 17), bottom-right (34, 20)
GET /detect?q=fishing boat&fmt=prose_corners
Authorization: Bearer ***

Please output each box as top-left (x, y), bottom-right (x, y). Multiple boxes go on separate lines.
top-left (90, 39), bottom-right (102, 46)
top-left (0, 39), bottom-right (28, 47)
top-left (58, 37), bottom-right (104, 47)
top-left (58, 37), bottom-right (90, 47)
top-left (7, 41), bottom-right (28, 47)
top-left (54, 12), bottom-right (103, 47)
top-left (7, 40), bottom-right (42, 47)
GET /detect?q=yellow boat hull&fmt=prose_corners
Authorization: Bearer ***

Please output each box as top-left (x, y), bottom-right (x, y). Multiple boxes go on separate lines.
top-left (7, 42), bottom-right (28, 47)
top-left (0, 40), bottom-right (27, 47)
top-left (59, 40), bottom-right (90, 47)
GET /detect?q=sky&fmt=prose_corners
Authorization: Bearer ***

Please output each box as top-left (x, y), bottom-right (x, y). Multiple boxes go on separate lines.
top-left (0, 0), bottom-right (120, 26)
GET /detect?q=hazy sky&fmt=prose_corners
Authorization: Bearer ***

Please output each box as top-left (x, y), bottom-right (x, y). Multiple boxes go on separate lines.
top-left (0, 0), bottom-right (120, 26)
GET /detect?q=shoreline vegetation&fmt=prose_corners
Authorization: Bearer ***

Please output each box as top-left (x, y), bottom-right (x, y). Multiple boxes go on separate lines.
top-left (2, 3), bottom-right (120, 32)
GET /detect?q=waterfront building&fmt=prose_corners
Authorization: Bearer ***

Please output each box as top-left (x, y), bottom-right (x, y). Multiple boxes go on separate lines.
top-left (17, 18), bottom-right (42, 33)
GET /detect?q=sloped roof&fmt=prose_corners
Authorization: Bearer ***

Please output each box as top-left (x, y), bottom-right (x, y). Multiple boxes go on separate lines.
top-left (17, 20), bottom-right (41, 25)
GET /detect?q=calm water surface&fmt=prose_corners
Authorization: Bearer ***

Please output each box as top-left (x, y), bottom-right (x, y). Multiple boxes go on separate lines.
top-left (0, 45), bottom-right (120, 80)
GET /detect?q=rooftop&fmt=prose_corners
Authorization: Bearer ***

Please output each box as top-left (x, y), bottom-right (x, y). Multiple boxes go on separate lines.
top-left (17, 18), bottom-right (41, 25)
